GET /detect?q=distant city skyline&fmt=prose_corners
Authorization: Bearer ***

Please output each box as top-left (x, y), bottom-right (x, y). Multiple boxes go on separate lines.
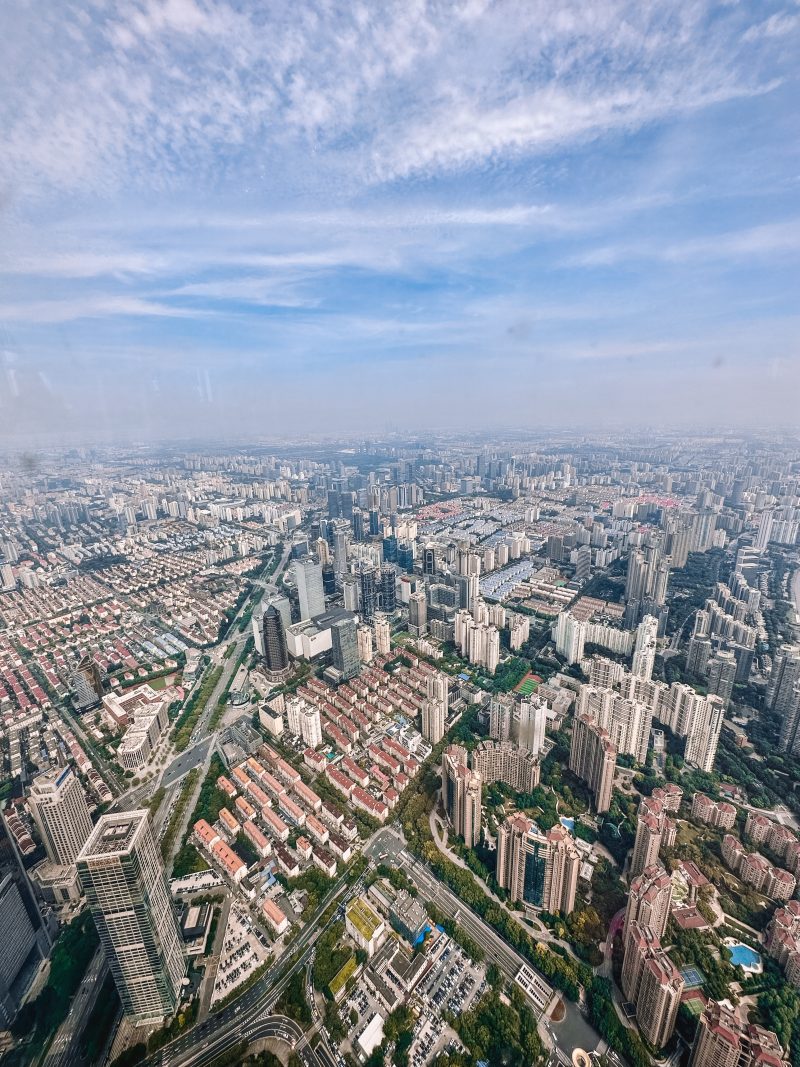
top-left (1, 1), bottom-right (799, 441)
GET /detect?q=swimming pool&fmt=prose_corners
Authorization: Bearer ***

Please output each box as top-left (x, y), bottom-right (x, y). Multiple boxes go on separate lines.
top-left (726, 941), bottom-right (762, 972)
top-left (560, 817), bottom-right (575, 832)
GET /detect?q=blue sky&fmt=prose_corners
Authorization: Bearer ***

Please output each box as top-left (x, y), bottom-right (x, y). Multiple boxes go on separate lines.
top-left (1, 0), bottom-right (799, 441)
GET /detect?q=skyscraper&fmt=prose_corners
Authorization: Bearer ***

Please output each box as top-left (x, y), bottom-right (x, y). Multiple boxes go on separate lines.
top-left (707, 650), bottom-right (737, 707)
top-left (408, 590), bottom-right (427, 636)
top-left (624, 544), bottom-right (669, 628)
top-left (636, 948), bottom-right (684, 1048)
top-left (496, 815), bottom-right (579, 914)
top-left (778, 683), bottom-right (800, 755)
top-left (499, 815), bottom-right (550, 909)
top-left (77, 811), bottom-right (185, 1025)
top-left (624, 864), bottom-right (673, 941)
top-left (373, 612), bottom-right (391, 655)
top-left (351, 507), bottom-right (365, 542)
top-left (771, 648), bottom-right (800, 753)
top-left (294, 556), bottom-right (325, 620)
top-left (331, 614), bottom-right (360, 680)
top-left (622, 920), bottom-right (684, 1047)
top-left (689, 1003), bottom-right (789, 1067)
top-left (357, 624), bottom-right (374, 664)
top-left (27, 765), bottom-right (93, 867)
top-left (380, 562), bottom-right (397, 613)
top-left (333, 522), bottom-right (350, 577)
top-left (516, 697), bottom-right (547, 754)
top-left (543, 824), bottom-right (580, 915)
top-left (755, 510), bottom-right (774, 553)
top-left (471, 740), bottom-right (540, 793)
top-left (321, 562), bottom-right (336, 597)
top-left (72, 654), bottom-right (104, 710)
top-left (569, 713), bottom-right (616, 814)
top-left (397, 540), bottom-right (415, 572)
top-left (262, 605), bottom-right (290, 677)
top-left (552, 611), bottom-right (585, 664)
top-left (631, 615), bottom-right (658, 681)
top-left (421, 698), bottom-right (446, 744)
top-left (0, 875), bottom-right (40, 1027)
top-left (442, 745), bottom-right (482, 847)
top-left (342, 574), bottom-right (360, 611)
top-left (630, 793), bottom-right (669, 879)
top-left (427, 672), bottom-right (449, 711)
top-left (358, 563), bottom-right (378, 620)
top-left (286, 696), bottom-right (322, 748)
top-left (683, 692), bottom-right (725, 773)
top-left (382, 534), bottom-right (398, 563)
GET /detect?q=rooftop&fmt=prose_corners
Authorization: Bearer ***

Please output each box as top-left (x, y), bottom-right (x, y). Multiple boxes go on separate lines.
top-left (346, 895), bottom-right (383, 941)
top-left (79, 810), bottom-right (147, 859)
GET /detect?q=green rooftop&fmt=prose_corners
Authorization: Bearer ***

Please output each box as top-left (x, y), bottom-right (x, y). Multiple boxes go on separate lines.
top-left (329, 954), bottom-right (357, 998)
top-left (346, 896), bottom-right (383, 941)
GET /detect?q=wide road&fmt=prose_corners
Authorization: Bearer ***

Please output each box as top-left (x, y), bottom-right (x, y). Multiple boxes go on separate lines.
top-left (42, 948), bottom-right (107, 1067)
top-left (179, 1014), bottom-right (320, 1067)
top-left (161, 736), bottom-right (215, 790)
top-left (791, 566), bottom-right (800, 624)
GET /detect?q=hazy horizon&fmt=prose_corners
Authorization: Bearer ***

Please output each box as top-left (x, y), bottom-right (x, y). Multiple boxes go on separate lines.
top-left (2, 1), bottom-right (799, 442)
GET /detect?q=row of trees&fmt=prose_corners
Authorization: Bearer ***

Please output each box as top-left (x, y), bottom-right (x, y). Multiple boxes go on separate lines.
top-left (171, 753), bottom-right (230, 877)
top-left (171, 663), bottom-right (224, 750)
top-left (160, 768), bottom-right (200, 859)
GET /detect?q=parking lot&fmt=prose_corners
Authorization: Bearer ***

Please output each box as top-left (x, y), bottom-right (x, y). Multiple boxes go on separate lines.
top-left (210, 901), bottom-right (269, 1005)
top-left (409, 938), bottom-right (485, 1066)
top-left (341, 932), bottom-right (485, 1067)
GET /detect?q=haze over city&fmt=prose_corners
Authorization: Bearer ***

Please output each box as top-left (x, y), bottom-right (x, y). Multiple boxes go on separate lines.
top-left (2, 1), bottom-right (800, 441)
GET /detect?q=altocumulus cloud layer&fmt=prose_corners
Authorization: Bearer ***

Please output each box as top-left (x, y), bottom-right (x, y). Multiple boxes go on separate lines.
top-left (0, 0), bottom-right (799, 441)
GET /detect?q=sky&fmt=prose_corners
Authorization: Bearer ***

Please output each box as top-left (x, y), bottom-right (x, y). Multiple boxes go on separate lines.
top-left (1, 0), bottom-right (799, 443)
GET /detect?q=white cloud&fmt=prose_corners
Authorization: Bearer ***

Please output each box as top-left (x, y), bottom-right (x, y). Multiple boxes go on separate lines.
top-left (0, 1), bottom-right (790, 196)
top-left (743, 11), bottom-right (800, 42)
top-left (566, 219), bottom-right (800, 268)
top-left (0, 295), bottom-right (199, 324)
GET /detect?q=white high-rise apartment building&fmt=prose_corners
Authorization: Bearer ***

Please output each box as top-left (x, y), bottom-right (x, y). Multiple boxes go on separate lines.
top-left (577, 685), bottom-right (652, 765)
top-left (27, 766), bottom-right (93, 868)
top-left (421, 698), bottom-right (446, 744)
top-left (286, 696), bottom-right (322, 748)
top-left (77, 812), bottom-right (185, 1025)
top-left (658, 684), bottom-right (725, 772)
top-left (683, 692), bottom-right (725, 773)
top-left (294, 556), bottom-right (325, 620)
top-left (755, 510), bottom-right (774, 553)
top-left (373, 613), bottom-right (391, 655)
top-left (632, 615), bottom-right (658, 681)
top-left (454, 610), bottom-right (500, 673)
top-left (422, 672), bottom-right (449, 743)
top-left (516, 697), bottom-right (546, 755)
top-left (357, 624), bottom-right (374, 664)
top-left (553, 611), bottom-right (585, 664)
top-left (485, 626), bottom-right (500, 673)
top-left (427, 672), bottom-right (449, 709)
